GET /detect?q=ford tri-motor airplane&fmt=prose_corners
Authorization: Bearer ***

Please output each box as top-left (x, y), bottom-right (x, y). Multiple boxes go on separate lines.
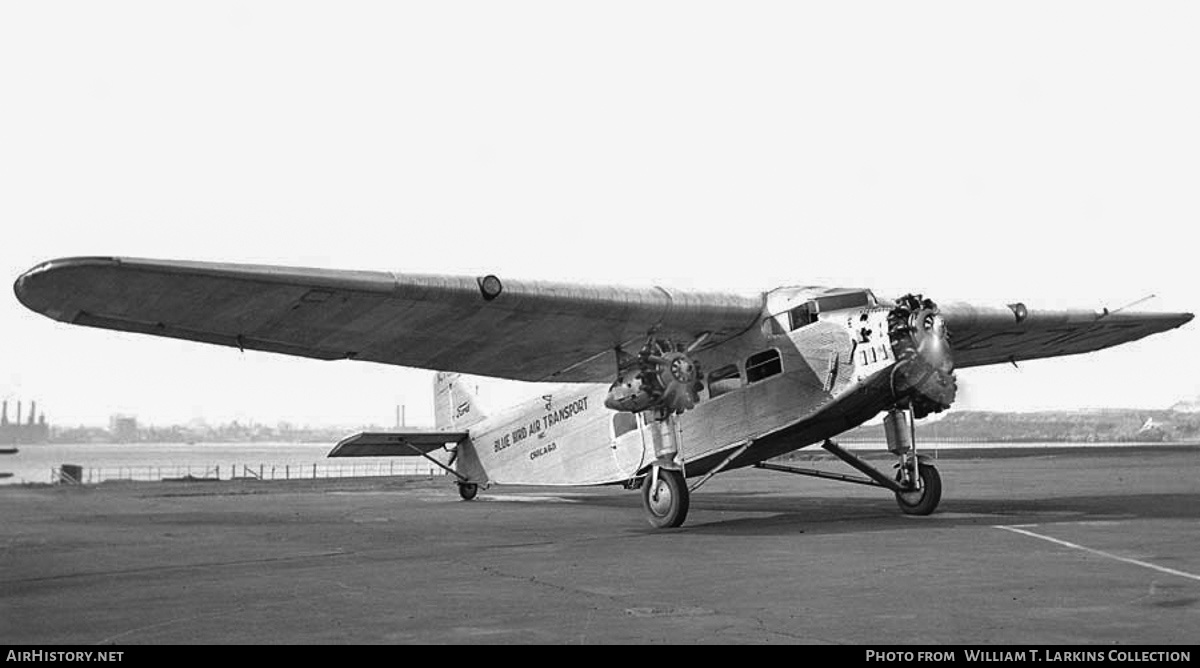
top-left (14, 257), bottom-right (1193, 528)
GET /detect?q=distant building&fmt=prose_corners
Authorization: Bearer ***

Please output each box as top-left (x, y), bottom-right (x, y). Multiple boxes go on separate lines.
top-left (109, 415), bottom-right (139, 443)
top-left (0, 400), bottom-right (50, 445)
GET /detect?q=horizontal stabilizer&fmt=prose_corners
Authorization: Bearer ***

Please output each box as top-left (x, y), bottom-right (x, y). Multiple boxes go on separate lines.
top-left (328, 431), bottom-right (469, 458)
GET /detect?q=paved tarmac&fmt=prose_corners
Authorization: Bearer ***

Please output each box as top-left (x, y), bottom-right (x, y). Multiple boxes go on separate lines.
top-left (2, 447), bottom-right (1198, 645)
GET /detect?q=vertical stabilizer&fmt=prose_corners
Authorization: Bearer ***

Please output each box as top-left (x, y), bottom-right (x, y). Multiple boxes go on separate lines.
top-left (434, 372), bottom-right (487, 430)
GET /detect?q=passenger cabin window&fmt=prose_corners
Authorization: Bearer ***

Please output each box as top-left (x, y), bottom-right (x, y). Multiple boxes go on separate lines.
top-left (746, 349), bottom-right (783, 383)
top-left (613, 412), bottom-right (637, 438)
top-left (707, 364), bottom-right (742, 398)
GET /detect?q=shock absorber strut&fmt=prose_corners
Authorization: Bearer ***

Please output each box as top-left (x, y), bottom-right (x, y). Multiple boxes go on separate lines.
top-left (884, 405), bottom-right (920, 490)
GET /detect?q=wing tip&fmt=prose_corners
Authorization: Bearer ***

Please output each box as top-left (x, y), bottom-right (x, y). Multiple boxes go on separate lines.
top-left (1144, 310), bottom-right (1194, 330)
top-left (13, 256), bottom-right (121, 320)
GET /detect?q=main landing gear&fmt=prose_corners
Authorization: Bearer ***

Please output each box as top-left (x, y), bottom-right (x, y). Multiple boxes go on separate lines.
top-left (894, 461), bottom-right (941, 515)
top-left (641, 468), bottom-right (689, 529)
top-left (754, 406), bottom-right (943, 516)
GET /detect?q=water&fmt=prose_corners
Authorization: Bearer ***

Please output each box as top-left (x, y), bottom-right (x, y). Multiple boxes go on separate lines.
top-left (1, 440), bottom-right (1188, 485)
top-left (0, 442), bottom-right (446, 485)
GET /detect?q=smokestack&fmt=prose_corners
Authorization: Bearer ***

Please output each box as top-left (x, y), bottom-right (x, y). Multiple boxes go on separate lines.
top-left (16, 401), bottom-right (21, 426)
top-left (29, 401), bottom-right (36, 426)
top-left (1, 400), bottom-right (7, 426)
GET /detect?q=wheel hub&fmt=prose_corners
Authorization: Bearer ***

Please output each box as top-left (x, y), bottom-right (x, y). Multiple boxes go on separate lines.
top-left (647, 479), bottom-right (674, 516)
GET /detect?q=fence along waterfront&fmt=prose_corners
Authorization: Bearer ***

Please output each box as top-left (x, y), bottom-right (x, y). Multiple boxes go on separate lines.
top-left (52, 459), bottom-right (446, 484)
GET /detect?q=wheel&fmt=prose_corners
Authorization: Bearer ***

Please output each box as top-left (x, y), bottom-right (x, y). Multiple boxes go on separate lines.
top-left (457, 482), bottom-right (478, 501)
top-left (895, 461), bottom-right (941, 515)
top-left (641, 468), bottom-right (690, 528)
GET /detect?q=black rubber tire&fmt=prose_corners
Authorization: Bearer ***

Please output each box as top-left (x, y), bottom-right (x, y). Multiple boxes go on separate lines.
top-left (895, 462), bottom-right (942, 515)
top-left (641, 469), bottom-right (690, 528)
top-left (458, 482), bottom-right (479, 501)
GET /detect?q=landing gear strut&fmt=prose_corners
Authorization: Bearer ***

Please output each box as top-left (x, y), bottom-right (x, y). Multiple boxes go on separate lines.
top-left (885, 406), bottom-right (941, 515)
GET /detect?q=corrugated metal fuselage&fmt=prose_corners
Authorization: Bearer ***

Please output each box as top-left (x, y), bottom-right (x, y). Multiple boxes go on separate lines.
top-left (455, 288), bottom-right (902, 486)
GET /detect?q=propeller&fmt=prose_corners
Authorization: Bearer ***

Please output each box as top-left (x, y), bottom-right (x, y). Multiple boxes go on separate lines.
top-left (603, 333), bottom-right (709, 417)
top-left (641, 336), bottom-right (708, 415)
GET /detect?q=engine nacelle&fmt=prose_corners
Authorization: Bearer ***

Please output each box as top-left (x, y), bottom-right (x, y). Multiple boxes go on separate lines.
top-left (604, 367), bottom-right (660, 413)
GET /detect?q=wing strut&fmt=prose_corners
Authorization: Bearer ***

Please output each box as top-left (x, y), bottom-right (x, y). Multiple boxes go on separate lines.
top-left (753, 440), bottom-right (908, 493)
top-left (687, 440), bottom-right (753, 493)
top-left (397, 440), bottom-right (470, 483)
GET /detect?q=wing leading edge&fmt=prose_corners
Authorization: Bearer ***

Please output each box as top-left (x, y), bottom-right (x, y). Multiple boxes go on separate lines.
top-left (14, 256), bottom-right (763, 383)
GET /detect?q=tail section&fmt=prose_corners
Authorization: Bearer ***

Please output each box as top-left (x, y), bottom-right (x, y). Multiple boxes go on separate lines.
top-left (434, 372), bottom-right (488, 430)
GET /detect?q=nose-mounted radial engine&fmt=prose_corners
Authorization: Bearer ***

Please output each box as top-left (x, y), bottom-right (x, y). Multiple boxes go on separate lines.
top-left (878, 294), bottom-right (957, 515)
top-left (604, 334), bottom-right (708, 529)
top-left (887, 294), bottom-right (957, 419)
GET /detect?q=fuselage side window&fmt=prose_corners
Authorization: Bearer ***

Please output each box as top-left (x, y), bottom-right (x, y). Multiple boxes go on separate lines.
top-left (613, 412), bottom-right (638, 438)
top-left (746, 349), bottom-right (783, 383)
top-left (707, 364), bottom-right (742, 399)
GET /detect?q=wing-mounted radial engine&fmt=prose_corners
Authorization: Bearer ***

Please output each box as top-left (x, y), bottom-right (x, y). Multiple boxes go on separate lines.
top-left (605, 333), bottom-right (709, 529)
top-left (603, 335), bottom-right (707, 419)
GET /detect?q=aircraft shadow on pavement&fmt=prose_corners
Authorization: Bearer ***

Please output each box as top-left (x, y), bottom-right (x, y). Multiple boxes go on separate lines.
top-left (561, 490), bottom-right (1200, 537)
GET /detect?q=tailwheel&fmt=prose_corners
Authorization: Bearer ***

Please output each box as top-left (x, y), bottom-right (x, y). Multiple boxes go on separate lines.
top-left (457, 482), bottom-right (479, 501)
top-left (641, 468), bottom-right (690, 529)
top-left (894, 462), bottom-right (941, 515)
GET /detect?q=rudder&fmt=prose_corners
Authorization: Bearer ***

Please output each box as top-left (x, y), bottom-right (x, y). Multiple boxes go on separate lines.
top-left (434, 372), bottom-right (487, 430)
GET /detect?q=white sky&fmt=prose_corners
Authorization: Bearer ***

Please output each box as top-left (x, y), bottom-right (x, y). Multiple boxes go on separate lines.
top-left (1, 2), bottom-right (1198, 428)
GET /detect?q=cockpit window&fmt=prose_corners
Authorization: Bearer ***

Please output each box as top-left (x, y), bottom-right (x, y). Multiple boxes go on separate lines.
top-left (815, 291), bottom-right (873, 312)
top-left (789, 304), bottom-right (817, 330)
top-left (788, 290), bottom-right (875, 331)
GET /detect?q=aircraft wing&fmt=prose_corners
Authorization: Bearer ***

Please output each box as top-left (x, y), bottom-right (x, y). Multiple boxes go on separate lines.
top-left (940, 302), bottom-right (1193, 369)
top-left (13, 257), bottom-right (762, 382)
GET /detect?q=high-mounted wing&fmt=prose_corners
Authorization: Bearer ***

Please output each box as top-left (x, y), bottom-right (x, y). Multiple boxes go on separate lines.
top-left (13, 257), bottom-right (762, 382)
top-left (940, 302), bottom-right (1192, 369)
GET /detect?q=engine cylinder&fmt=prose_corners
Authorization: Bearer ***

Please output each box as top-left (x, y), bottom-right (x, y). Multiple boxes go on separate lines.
top-left (604, 370), bottom-right (658, 413)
